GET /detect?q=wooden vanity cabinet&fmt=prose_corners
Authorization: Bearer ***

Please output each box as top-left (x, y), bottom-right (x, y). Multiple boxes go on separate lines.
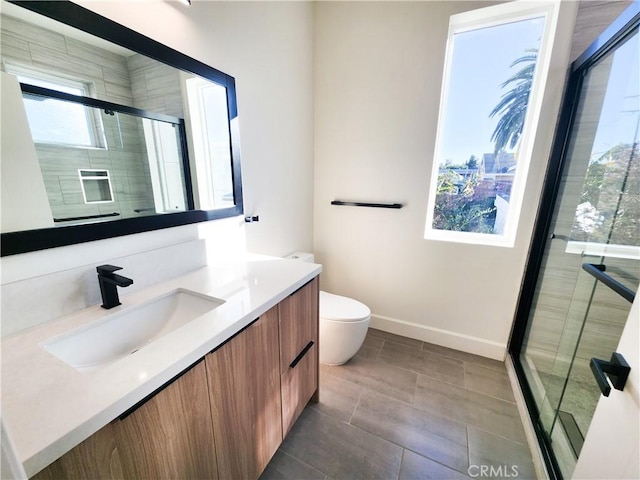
top-left (32, 360), bottom-right (217, 480)
top-left (30, 275), bottom-right (319, 480)
top-left (30, 422), bottom-right (123, 480)
top-left (279, 277), bottom-right (319, 435)
top-left (204, 306), bottom-right (282, 480)
top-left (114, 360), bottom-right (218, 480)
top-left (204, 277), bottom-right (319, 477)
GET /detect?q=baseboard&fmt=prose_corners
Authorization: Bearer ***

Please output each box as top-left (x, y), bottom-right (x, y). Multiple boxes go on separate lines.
top-left (370, 314), bottom-right (507, 361)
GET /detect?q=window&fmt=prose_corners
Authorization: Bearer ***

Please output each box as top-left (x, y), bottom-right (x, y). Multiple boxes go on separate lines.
top-left (424, 1), bottom-right (561, 247)
top-left (6, 65), bottom-right (104, 148)
top-left (185, 76), bottom-right (234, 209)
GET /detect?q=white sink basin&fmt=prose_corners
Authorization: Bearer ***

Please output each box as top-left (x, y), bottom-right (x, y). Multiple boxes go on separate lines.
top-left (42, 288), bottom-right (225, 371)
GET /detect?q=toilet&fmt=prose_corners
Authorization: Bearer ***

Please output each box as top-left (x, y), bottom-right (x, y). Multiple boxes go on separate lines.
top-left (285, 253), bottom-right (370, 365)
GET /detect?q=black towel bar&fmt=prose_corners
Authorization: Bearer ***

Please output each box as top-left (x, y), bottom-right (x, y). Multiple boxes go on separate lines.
top-left (53, 212), bottom-right (120, 222)
top-left (582, 263), bottom-right (635, 303)
top-left (331, 200), bottom-right (403, 209)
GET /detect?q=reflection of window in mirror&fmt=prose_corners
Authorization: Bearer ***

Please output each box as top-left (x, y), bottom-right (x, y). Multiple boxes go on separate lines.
top-left (184, 75), bottom-right (234, 210)
top-left (5, 64), bottom-right (105, 148)
top-left (142, 119), bottom-right (188, 213)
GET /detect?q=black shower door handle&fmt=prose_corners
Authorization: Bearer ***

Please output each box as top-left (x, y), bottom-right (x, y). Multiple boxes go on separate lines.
top-left (590, 352), bottom-right (631, 397)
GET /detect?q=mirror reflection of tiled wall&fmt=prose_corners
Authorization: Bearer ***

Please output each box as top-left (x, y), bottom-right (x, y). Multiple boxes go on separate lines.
top-left (1, 13), bottom-right (185, 223)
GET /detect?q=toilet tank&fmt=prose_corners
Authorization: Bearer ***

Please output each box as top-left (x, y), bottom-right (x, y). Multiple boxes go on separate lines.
top-left (285, 252), bottom-right (314, 263)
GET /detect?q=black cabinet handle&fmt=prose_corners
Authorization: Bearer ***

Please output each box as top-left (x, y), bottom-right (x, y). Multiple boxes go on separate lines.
top-left (590, 352), bottom-right (631, 397)
top-left (118, 357), bottom-right (204, 420)
top-left (289, 341), bottom-right (314, 369)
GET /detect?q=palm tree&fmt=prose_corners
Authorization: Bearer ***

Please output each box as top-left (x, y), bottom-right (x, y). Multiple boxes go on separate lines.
top-left (489, 49), bottom-right (538, 155)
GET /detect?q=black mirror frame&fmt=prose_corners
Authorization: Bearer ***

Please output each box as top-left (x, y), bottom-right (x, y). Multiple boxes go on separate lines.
top-left (1, 0), bottom-right (244, 256)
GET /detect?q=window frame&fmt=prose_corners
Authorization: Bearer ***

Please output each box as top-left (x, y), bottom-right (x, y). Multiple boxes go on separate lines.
top-left (184, 75), bottom-right (234, 210)
top-left (424, 0), bottom-right (562, 247)
top-left (4, 63), bottom-right (105, 149)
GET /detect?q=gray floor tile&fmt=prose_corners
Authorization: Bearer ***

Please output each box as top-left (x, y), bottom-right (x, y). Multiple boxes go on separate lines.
top-left (464, 362), bottom-right (516, 403)
top-left (467, 425), bottom-right (537, 480)
top-left (266, 329), bottom-right (535, 480)
top-left (414, 375), bottom-right (527, 444)
top-left (399, 450), bottom-right (471, 480)
top-left (362, 330), bottom-right (385, 351)
top-left (260, 450), bottom-right (327, 480)
top-left (280, 408), bottom-right (403, 480)
top-left (422, 342), bottom-right (506, 372)
top-left (354, 343), bottom-right (382, 360)
top-left (321, 352), bottom-right (418, 404)
top-left (351, 390), bottom-right (469, 473)
top-left (311, 370), bottom-right (363, 422)
top-left (379, 340), bottom-right (466, 386)
top-left (367, 328), bottom-right (424, 349)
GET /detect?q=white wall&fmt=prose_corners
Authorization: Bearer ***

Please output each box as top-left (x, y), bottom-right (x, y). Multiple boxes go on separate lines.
top-left (0, 1), bottom-right (315, 336)
top-left (0, 72), bottom-right (54, 232)
top-left (313, 1), bottom-right (578, 359)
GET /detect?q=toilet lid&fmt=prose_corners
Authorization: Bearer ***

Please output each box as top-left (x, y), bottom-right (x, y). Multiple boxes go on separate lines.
top-left (320, 291), bottom-right (371, 322)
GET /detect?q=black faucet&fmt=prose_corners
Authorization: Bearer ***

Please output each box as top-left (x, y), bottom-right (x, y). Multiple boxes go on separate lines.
top-left (97, 265), bottom-right (133, 309)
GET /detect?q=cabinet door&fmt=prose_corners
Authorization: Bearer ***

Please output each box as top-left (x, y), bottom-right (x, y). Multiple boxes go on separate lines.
top-left (279, 277), bottom-right (319, 435)
top-left (205, 307), bottom-right (282, 480)
top-left (31, 423), bottom-right (123, 480)
top-left (281, 341), bottom-right (318, 435)
top-left (114, 360), bottom-right (218, 480)
top-left (279, 277), bottom-right (319, 374)
top-left (31, 360), bottom-right (216, 480)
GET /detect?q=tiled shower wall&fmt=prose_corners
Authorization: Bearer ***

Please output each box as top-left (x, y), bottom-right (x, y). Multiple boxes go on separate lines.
top-left (0, 15), bottom-right (134, 105)
top-left (128, 53), bottom-right (184, 118)
top-left (33, 112), bottom-right (156, 223)
top-left (0, 14), bottom-right (165, 222)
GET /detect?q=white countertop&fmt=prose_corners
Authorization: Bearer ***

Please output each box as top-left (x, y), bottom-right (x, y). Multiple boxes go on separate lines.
top-left (1, 254), bottom-right (321, 477)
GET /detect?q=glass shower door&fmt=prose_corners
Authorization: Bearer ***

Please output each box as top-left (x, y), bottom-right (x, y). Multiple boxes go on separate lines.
top-left (517, 20), bottom-right (639, 479)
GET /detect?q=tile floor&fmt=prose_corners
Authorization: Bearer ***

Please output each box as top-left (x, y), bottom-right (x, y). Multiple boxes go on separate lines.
top-left (261, 328), bottom-right (537, 480)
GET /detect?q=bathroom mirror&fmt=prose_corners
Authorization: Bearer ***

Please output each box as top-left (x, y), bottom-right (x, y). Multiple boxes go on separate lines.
top-left (0, 0), bottom-right (243, 256)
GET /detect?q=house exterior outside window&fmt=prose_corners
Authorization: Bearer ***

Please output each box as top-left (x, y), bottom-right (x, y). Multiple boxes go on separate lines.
top-left (425, 1), bottom-right (562, 247)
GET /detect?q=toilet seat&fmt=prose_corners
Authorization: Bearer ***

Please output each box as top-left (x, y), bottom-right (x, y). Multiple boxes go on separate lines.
top-left (320, 291), bottom-right (370, 322)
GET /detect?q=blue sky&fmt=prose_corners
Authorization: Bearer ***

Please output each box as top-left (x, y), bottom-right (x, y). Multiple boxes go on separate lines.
top-left (589, 29), bottom-right (639, 161)
top-left (438, 16), bottom-right (545, 165)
